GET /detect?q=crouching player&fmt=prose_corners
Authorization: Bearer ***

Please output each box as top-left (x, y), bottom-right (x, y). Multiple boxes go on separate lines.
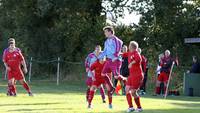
top-left (126, 41), bottom-right (143, 112)
top-left (3, 38), bottom-right (33, 96)
top-left (88, 58), bottom-right (113, 109)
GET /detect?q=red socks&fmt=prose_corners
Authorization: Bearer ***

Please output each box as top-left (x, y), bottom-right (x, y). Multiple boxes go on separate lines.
top-left (88, 90), bottom-right (95, 105)
top-left (22, 82), bottom-right (31, 93)
top-left (134, 96), bottom-right (142, 109)
top-left (86, 88), bottom-right (90, 101)
top-left (126, 93), bottom-right (133, 108)
top-left (99, 86), bottom-right (106, 100)
top-left (8, 84), bottom-right (16, 95)
top-left (126, 93), bottom-right (142, 109)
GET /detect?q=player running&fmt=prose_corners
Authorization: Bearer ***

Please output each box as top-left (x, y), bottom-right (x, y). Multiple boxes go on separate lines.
top-left (87, 58), bottom-right (113, 109)
top-left (126, 41), bottom-right (143, 112)
top-left (3, 38), bottom-right (33, 96)
top-left (85, 45), bottom-right (106, 103)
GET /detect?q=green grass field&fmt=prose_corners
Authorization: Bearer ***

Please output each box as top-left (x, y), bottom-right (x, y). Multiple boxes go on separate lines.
top-left (0, 80), bottom-right (199, 113)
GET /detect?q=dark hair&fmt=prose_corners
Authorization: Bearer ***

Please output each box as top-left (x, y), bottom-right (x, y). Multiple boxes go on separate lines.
top-left (103, 26), bottom-right (115, 34)
top-left (8, 38), bottom-right (15, 45)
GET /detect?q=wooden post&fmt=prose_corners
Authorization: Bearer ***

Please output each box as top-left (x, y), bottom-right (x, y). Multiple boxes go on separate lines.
top-left (28, 57), bottom-right (33, 82)
top-left (57, 57), bottom-right (60, 85)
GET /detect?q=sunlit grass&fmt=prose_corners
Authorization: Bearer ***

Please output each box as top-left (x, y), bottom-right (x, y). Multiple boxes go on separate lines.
top-left (0, 80), bottom-right (199, 113)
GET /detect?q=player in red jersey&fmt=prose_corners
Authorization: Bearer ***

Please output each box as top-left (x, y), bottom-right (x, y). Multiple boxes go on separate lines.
top-left (156, 50), bottom-right (173, 95)
top-left (126, 41), bottom-right (143, 112)
top-left (87, 58), bottom-right (113, 109)
top-left (85, 45), bottom-right (106, 103)
top-left (3, 38), bottom-right (33, 96)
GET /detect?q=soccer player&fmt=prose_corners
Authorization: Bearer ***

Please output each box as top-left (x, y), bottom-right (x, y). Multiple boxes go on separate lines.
top-left (87, 58), bottom-right (113, 109)
top-left (138, 48), bottom-right (148, 95)
top-left (3, 38), bottom-right (33, 96)
top-left (156, 50), bottom-right (173, 95)
top-left (126, 41), bottom-right (143, 112)
top-left (85, 45), bottom-right (106, 103)
top-left (154, 53), bottom-right (164, 95)
top-left (114, 45), bottom-right (129, 95)
top-left (98, 26), bottom-right (126, 96)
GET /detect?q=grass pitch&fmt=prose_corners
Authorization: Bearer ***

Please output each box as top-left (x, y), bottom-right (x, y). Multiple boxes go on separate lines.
top-left (0, 80), bottom-right (199, 113)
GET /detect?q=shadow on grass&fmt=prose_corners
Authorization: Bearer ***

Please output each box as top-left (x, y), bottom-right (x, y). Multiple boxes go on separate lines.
top-left (7, 108), bottom-right (73, 112)
top-left (0, 102), bottom-right (63, 107)
top-left (169, 102), bottom-right (200, 108)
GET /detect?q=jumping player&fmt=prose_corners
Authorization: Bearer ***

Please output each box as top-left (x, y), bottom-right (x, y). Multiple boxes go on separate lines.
top-left (3, 38), bottom-right (33, 96)
top-left (85, 45), bottom-right (106, 103)
top-left (126, 41), bottom-right (143, 112)
top-left (98, 26), bottom-right (126, 97)
top-left (87, 58), bottom-right (113, 109)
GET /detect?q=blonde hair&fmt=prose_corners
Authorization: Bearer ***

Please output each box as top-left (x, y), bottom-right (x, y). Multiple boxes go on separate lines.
top-left (129, 41), bottom-right (139, 49)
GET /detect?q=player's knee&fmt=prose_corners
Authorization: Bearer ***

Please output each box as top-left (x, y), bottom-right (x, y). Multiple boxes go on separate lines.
top-left (90, 86), bottom-right (97, 91)
top-left (131, 90), bottom-right (137, 97)
top-left (125, 87), bottom-right (130, 94)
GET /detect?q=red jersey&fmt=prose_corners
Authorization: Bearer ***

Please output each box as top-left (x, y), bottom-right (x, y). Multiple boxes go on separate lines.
top-left (160, 56), bottom-right (173, 73)
top-left (90, 61), bottom-right (105, 80)
top-left (3, 48), bottom-right (23, 70)
top-left (128, 50), bottom-right (143, 77)
top-left (122, 52), bottom-right (128, 58)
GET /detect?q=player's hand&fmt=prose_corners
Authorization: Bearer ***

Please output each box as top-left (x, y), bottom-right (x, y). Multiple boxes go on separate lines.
top-left (23, 67), bottom-right (28, 74)
top-left (6, 66), bottom-right (11, 71)
top-left (128, 63), bottom-right (132, 69)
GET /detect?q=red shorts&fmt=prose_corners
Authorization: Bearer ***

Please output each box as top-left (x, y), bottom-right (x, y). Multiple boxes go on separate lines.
top-left (127, 75), bottom-right (143, 89)
top-left (102, 59), bottom-right (122, 76)
top-left (7, 70), bottom-right (24, 80)
top-left (86, 77), bottom-right (92, 86)
top-left (157, 72), bottom-right (169, 82)
top-left (92, 78), bottom-right (105, 87)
